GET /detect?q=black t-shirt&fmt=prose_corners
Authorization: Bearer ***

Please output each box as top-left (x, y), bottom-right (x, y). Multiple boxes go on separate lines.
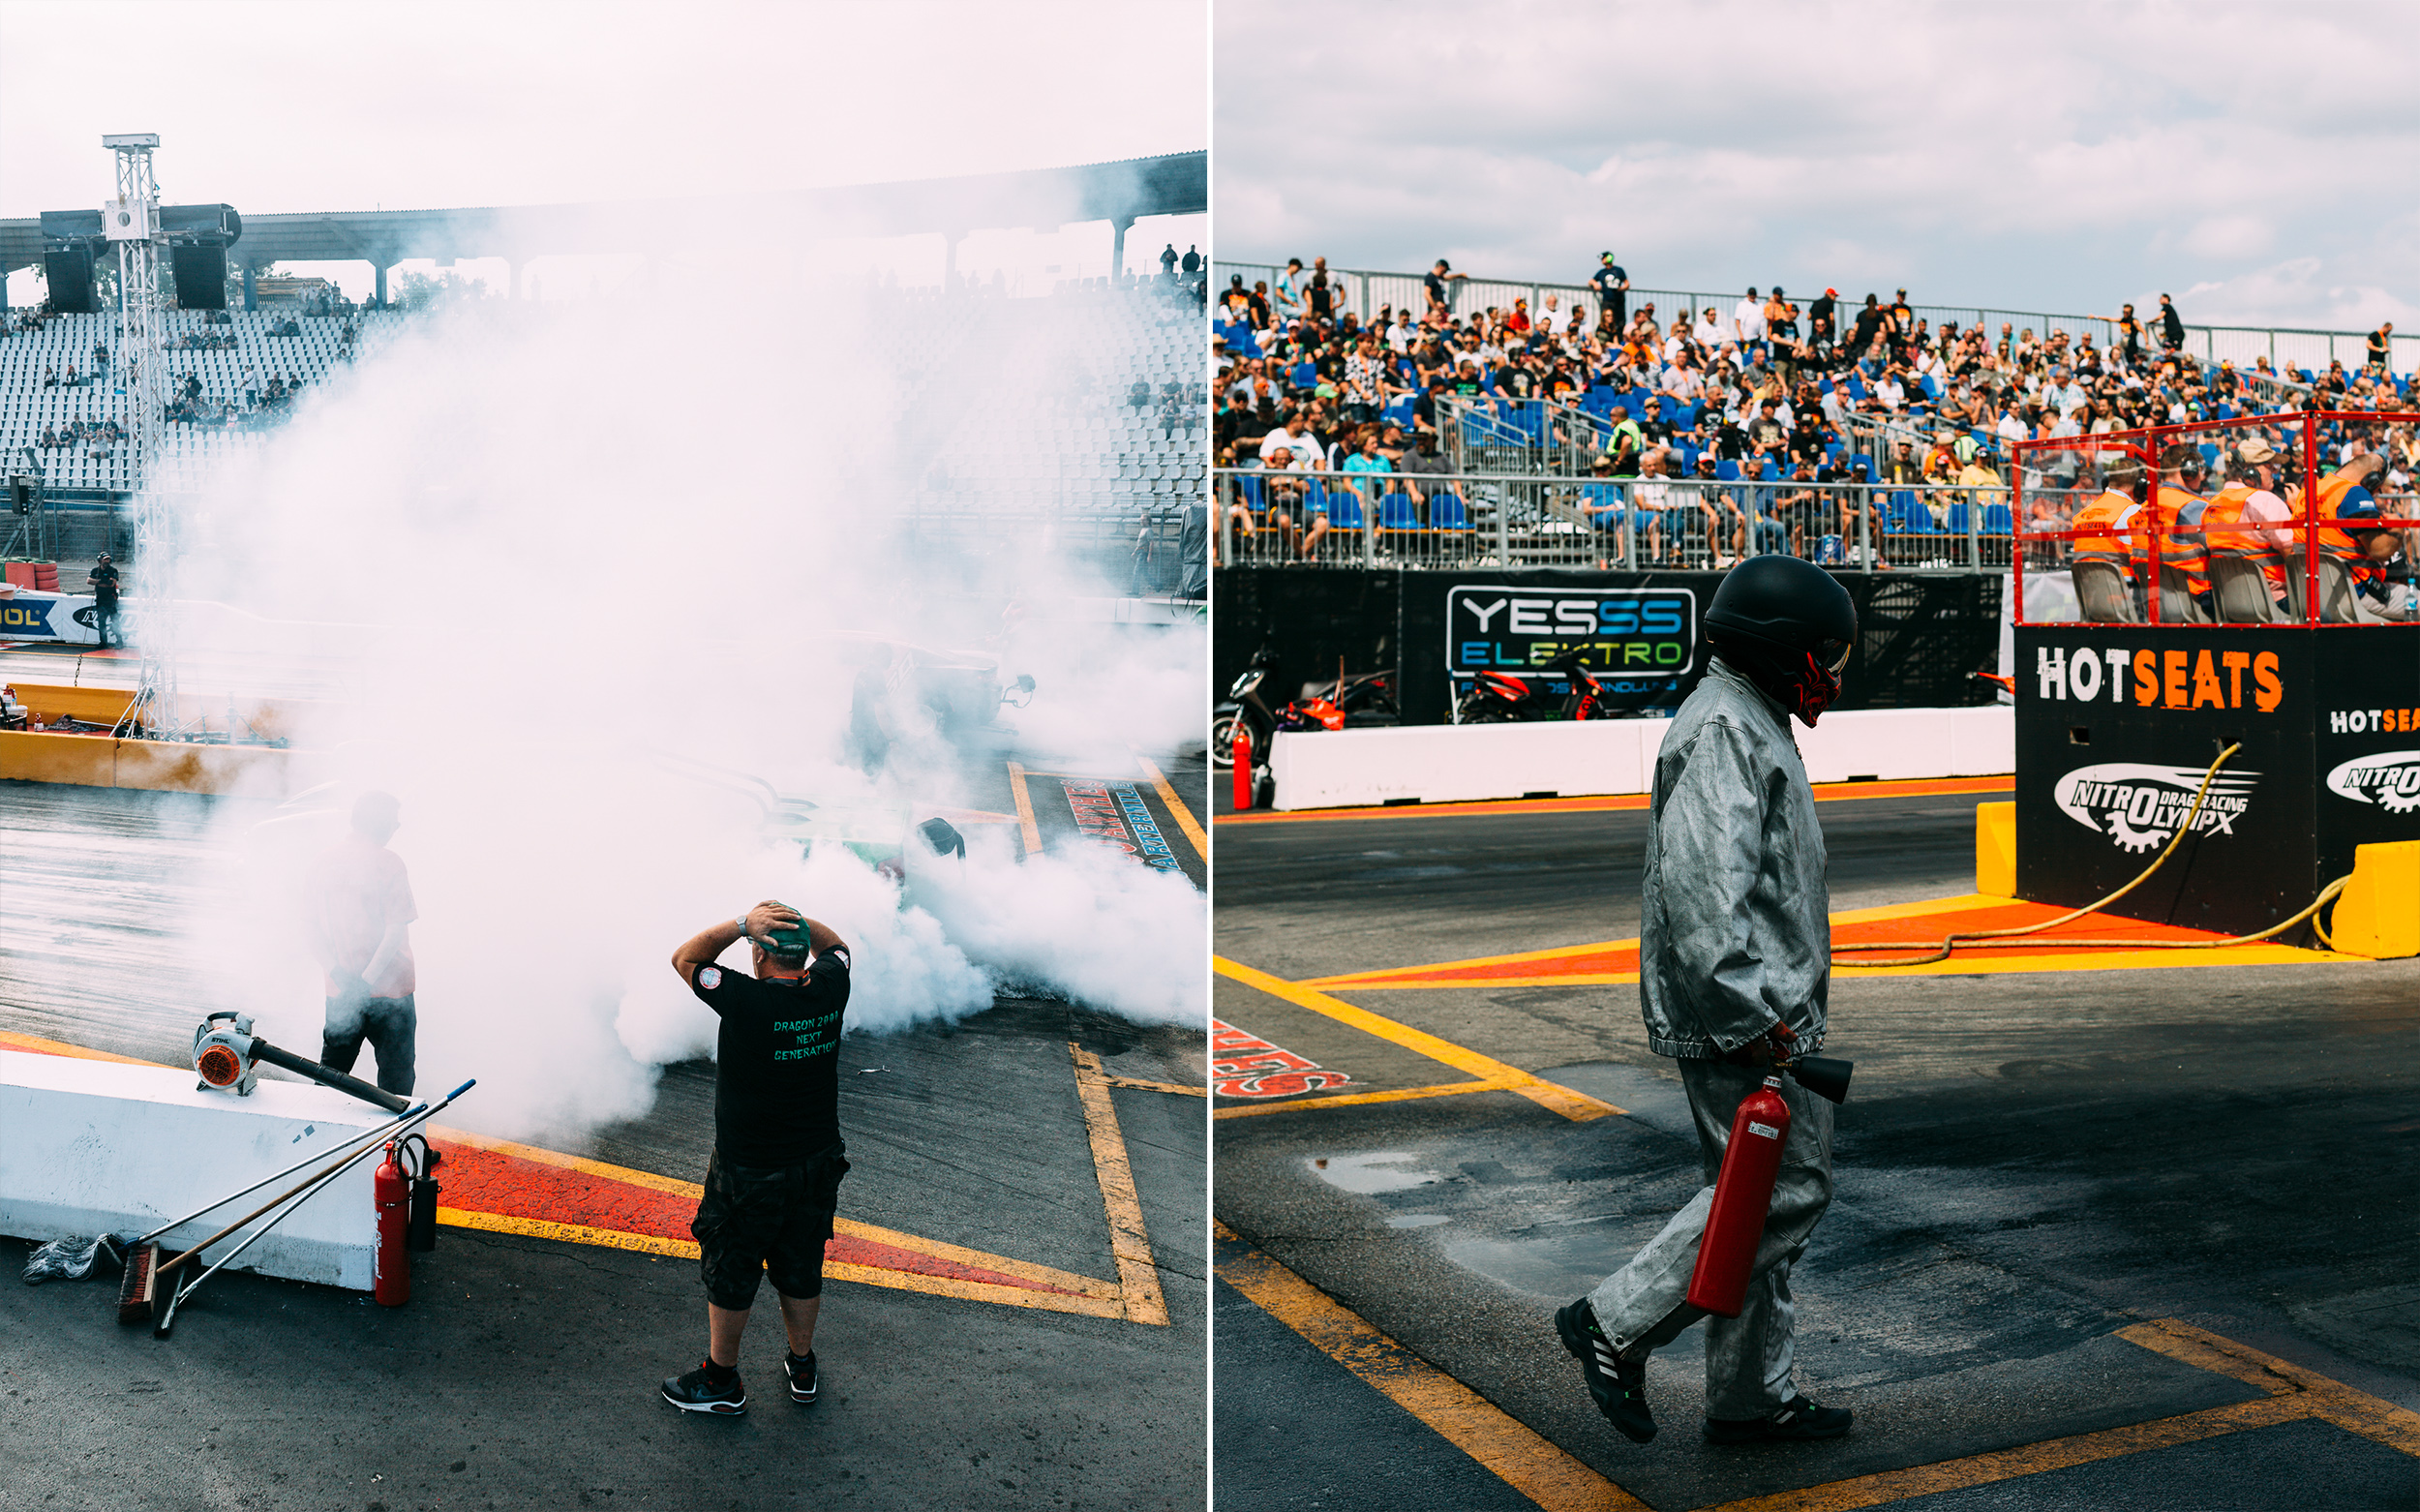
top-left (1590, 264), bottom-right (1626, 297)
top-left (692, 947), bottom-right (852, 1165)
top-left (89, 563), bottom-right (119, 605)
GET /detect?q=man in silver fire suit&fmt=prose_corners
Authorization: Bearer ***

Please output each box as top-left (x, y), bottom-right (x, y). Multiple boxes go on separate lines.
top-left (1556, 555), bottom-right (1859, 1446)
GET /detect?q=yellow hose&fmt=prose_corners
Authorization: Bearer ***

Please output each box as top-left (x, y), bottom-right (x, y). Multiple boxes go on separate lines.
top-left (1834, 741), bottom-right (2352, 966)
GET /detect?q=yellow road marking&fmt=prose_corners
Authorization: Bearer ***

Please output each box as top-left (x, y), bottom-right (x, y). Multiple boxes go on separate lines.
top-left (436, 1208), bottom-right (1127, 1319)
top-left (1006, 760), bottom-right (1044, 857)
top-left (1215, 1080), bottom-right (1501, 1120)
top-left (1105, 1074), bottom-right (1209, 1097)
top-left (1070, 1043), bottom-right (1171, 1326)
top-left (1217, 1223), bottom-right (1649, 1512)
top-left (2123, 1318), bottom-right (2420, 1456)
top-left (1214, 957), bottom-right (1619, 1122)
top-left (1132, 749), bottom-right (1209, 862)
top-left (1699, 1395), bottom-right (2312, 1512)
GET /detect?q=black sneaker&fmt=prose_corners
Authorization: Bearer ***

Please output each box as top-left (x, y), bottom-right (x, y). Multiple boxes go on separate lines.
top-left (1555, 1299), bottom-right (1655, 1443)
top-left (784, 1351), bottom-right (818, 1406)
top-left (1705, 1395), bottom-right (1852, 1443)
top-left (660, 1362), bottom-right (747, 1415)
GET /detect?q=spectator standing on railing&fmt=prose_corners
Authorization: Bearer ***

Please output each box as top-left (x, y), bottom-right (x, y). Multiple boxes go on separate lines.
top-left (1591, 253), bottom-right (1630, 330)
top-left (2368, 322), bottom-right (2395, 376)
top-left (1732, 288), bottom-right (1767, 350)
top-left (1425, 259), bottom-right (1467, 318)
top-left (2158, 294), bottom-right (2186, 354)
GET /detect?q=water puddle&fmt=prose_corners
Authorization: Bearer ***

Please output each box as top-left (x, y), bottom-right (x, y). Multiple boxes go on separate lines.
top-left (1310, 1151), bottom-right (1442, 1194)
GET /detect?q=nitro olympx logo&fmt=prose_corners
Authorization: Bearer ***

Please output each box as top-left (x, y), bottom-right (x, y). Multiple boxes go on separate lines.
top-left (2054, 764), bottom-right (2260, 854)
top-left (2325, 751), bottom-right (2420, 814)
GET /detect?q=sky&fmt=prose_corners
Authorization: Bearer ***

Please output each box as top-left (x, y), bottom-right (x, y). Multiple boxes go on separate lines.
top-left (1214, 0), bottom-right (2416, 335)
top-left (0, 0), bottom-right (1207, 302)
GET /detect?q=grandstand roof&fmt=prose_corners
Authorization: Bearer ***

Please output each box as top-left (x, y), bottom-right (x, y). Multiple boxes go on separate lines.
top-left (0, 152), bottom-right (1205, 275)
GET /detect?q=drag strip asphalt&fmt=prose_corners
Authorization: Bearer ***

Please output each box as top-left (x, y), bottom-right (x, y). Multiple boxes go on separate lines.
top-left (1211, 787), bottom-right (2420, 1510)
top-left (0, 758), bottom-right (1210, 1511)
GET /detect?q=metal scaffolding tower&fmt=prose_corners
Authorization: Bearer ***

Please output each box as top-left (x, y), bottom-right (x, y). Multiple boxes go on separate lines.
top-left (105, 133), bottom-right (179, 737)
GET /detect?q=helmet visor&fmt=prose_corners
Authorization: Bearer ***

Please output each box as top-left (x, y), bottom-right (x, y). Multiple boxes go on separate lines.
top-left (1815, 637), bottom-right (1854, 676)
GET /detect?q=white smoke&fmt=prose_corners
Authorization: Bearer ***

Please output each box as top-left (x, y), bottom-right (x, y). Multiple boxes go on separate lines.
top-left (164, 282), bottom-right (1203, 1145)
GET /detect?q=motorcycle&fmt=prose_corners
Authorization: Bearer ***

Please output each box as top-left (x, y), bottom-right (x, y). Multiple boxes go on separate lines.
top-left (1213, 657), bottom-right (1397, 769)
top-left (1454, 650), bottom-right (1608, 724)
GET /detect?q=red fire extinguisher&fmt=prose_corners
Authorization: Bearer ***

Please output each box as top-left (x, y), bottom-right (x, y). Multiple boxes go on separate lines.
top-left (1684, 1074), bottom-right (1791, 1317)
top-left (374, 1139), bottom-right (410, 1307)
top-left (1231, 725), bottom-right (1254, 811)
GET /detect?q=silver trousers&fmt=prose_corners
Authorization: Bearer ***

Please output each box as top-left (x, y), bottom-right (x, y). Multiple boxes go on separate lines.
top-left (1587, 1056), bottom-right (1835, 1419)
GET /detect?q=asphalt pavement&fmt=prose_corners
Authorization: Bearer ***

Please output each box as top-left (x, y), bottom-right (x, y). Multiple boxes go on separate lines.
top-left (1211, 785), bottom-right (2420, 1511)
top-left (0, 746), bottom-right (1211, 1512)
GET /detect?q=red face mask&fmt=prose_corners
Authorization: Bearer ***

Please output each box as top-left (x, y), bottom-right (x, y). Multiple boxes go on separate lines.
top-left (1786, 649), bottom-right (1848, 726)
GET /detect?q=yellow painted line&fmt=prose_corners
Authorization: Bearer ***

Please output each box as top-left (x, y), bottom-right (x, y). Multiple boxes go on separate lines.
top-left (1070, 1043), bottom-right (1171, 1327)
top-left (1699, 1395), bottom-right (2312, 1512)
top-left (436, 1208), bottom-right (1126, 1320)
top-left (0, 1029), bottom-right (165, 1067)
top-left (1217, 1223), bottom-right (1649, 1512)
top-left (1214, 958), bottom-right (1619, 1122)
top-left (2124, 1317), bottom-right (2420, 1456)
top-left (1105, 1074), bottom-right (1209, 1097)
top-left (1132, 749), bottom-right (1209, 862)
top-left (1215, 1080), bottom-right (1502, 1120)
top-left (1006, 760), bottom-right (1044, 857)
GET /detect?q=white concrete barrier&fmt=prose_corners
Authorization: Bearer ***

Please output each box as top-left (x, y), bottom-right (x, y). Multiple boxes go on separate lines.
top-left (0, 1050), bottom-right (384, 1290)
top-left (1270, 705), bottom-right (2013, 810)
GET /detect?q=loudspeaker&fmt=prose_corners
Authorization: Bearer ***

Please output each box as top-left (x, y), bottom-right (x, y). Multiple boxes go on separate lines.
top-left (171, 243), bottom-right (227, 309)
top-left (43, 247), bottom-right (97, 313)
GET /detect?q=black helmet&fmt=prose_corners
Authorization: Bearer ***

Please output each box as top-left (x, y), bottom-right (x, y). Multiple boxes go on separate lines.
top-left (1704, 557), bottom-right (1858, 726)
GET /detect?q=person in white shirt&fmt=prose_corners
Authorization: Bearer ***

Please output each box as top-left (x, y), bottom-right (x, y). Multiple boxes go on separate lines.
top-left (1733, 288), bottom-right (1768, 346)
top-left (1260, 414), bottom-right (1316, 465)
top-left (1660, 358), bottom-right (1705, 404)
top-left (1698, 308), bottom-right (1727, 352)
top-left (1872, 374), bottom-right (1905, 412)
top-left (1995, 407), bottom-right (2033, 446)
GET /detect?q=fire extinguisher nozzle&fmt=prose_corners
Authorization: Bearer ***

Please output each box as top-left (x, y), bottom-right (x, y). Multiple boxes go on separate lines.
top-left (1789, 1055), bottom-right (1854, 1105)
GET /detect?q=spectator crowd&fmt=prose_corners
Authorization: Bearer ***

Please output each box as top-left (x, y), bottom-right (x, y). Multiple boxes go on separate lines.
top-left (1212, 256), bottom-right (2414, 566)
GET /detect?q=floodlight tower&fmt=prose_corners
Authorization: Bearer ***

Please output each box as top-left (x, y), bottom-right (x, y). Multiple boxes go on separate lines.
top-left (103, 133), bottom-right (178, 736)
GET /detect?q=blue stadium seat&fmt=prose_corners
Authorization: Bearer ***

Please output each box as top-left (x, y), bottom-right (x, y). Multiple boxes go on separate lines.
top-left (1758, 460), bottom-right (1778, 481)
top-left (1715, 458), bottom-right (1741, 482)
top-left (1889, 491), bottom-right (1928, 533)
top-left (1376, 492), bottom-right (1419, 529)
top-left (1981, 502), bottom-right (2014, 534)
top-left (1383, 395), bottom-right (1417, 426)
top-left (1291, 362), bottom-right (1317, 389)
top-left (1235, 475), bottom-right (1268, 512)
top-left (1318, 484), bottom-right (1366, 529)
top-left (1429, 492), bottom-right (1470, 530)
top-left (1946, 501), bottom-right (1972, 534)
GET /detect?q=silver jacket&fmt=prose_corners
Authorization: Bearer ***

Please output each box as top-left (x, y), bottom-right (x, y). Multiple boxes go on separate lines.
top-left (1638, 656), bottom-right (1830, 1058)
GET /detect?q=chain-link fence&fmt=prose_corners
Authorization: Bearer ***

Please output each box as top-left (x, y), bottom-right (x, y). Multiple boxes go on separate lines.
top-left (1213, 469), bottom-right (2031, 572)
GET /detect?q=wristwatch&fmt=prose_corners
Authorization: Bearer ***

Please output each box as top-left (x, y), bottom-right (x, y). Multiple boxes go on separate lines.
top-left (735, 913), bottom-right (751, 936)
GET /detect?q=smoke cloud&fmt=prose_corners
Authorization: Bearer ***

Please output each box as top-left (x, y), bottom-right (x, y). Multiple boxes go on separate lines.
top-left (163, 280), bottom-right (1204, 1145)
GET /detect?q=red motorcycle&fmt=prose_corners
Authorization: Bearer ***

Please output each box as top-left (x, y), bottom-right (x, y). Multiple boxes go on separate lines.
top-left (1454, 651), bottom-right (1607, 723)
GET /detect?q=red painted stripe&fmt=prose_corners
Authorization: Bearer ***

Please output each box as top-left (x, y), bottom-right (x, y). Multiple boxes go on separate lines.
top-left (428, 1141), bottom-right (1084, 1295)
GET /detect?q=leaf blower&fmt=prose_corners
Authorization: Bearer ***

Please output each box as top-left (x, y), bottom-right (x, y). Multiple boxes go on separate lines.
top-left (1684, 1026), bottom-right (1854, 1318)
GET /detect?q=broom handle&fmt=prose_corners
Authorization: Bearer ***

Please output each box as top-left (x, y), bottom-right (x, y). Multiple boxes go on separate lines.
top-left (133, 1101), bottom-right (427, 1246)
top-left (158, 1080), bottom-right (470, 1277)
top-left (164, 1081), bottom-right (474, 1317)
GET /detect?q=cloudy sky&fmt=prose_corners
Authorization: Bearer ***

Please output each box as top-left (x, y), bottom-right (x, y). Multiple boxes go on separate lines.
top-left (0, 0), bottom-right (1205, 300)
top-left (1215, 0), bottom-right (2414, 333)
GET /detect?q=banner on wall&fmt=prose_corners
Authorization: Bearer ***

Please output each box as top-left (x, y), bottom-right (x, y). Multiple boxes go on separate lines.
top-left (0, 591), bottom-right (98, 646)
top-left (1442, 583), bottom-right (1697, 714)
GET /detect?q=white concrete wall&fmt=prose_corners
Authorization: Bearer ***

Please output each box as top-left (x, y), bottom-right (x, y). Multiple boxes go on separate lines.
top-left (0, 1051), bottom-right (383, 1290)
top-left (1270, 705), bottom-right (2013, 810)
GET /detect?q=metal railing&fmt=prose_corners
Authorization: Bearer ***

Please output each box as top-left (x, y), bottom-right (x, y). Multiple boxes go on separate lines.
top-left (1213, 469), bottom-right (2035, 572)
top-left (1215, 259), bottom-right (2417, 379)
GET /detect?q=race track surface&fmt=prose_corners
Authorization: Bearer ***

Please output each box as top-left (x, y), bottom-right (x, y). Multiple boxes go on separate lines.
top-left (1211, 787), bottom-right (2420, 1511)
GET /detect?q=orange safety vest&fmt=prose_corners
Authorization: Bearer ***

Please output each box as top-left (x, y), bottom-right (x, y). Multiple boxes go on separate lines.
top-left (2133, 486), bottom-right (2210, 596)
top-left (2070, 489), bottom-right (2140, 570)
top-left (2202, 482), bottom-right (2287, 590)
top-left (2314, 473), bottom-right (2379, 564)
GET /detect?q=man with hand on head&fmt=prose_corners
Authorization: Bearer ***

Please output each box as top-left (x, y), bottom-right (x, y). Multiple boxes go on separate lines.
top-left (661, 900), bottom-right (854, 1417)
